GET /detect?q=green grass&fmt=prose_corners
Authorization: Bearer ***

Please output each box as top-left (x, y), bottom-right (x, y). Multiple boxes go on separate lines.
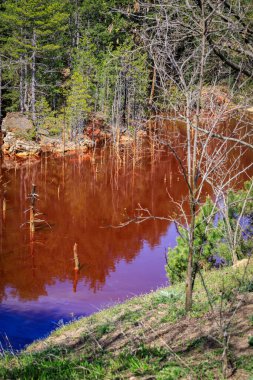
top-left (0, 344), bottom-right (241, 380)
top-left (237, 355), bottom-right (253, 373)
top-left (0, 349), bottom-right (106, 380)
top-left (248, 336), bottom-right (253, 347)
top-left (96, 322), bottom-right (115, 338)
top-left (1, 262), bottom-right (253, 379)
top-left (0, 345), bottom-right (187, 380)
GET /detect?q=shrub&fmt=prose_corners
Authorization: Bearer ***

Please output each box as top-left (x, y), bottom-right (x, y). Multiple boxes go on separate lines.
top-left (166, 182), bottom-right (253, 284)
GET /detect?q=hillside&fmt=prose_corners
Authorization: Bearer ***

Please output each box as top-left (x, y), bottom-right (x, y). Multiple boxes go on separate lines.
top-left (1, 262), bottom-right (253, 379)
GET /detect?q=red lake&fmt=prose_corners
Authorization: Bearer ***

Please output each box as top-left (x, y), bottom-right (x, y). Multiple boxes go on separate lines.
top-left (0, 124), bottom-right (252, 350)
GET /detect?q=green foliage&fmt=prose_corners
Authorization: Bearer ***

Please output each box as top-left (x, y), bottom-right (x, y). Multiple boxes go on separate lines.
top-left (96, 322), bottom-right (114, 338)
top-left (166, 182), bottom-right (253, 284)
top-left (12, 127), bottom-right (36, 141)
top-left (1, 0), bottom-right (69, 112)
top-left (221, 181), bottom-right (253, 259)
top-left (78, 0), bottom-right (133, 52)
top-left (248, 336), bottom-right (253, 347)
top-left (36, 97), bottom-right (60, 135)
top-left (119, 309), bottom-right (141, 323)
top-left (1, 0), bottom-right (253, 128)
top-left (97, 38), bottom-right (149, 129)
top-left (0, 0), bottom-right (147, 135)
top-left (153, 288), bottom-right (184, 306)
top-left (0, 349), bottom-right (106, 380)
top-left (65, 68), bottom-right (91, 136)
top-left (166, 197), bottom-right (219, 283)
top-left (154, 83), bottom-right (186, 112)
top-left (237, 354), bottom-right (253, 375)
top-left (157, 365), bottom-right (186, 380)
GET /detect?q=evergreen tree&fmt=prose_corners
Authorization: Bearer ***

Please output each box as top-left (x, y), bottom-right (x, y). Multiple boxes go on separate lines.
top-left (2, 0), bottom-right (69, 124)
top-left (65, 68), bottom-right (91, 138)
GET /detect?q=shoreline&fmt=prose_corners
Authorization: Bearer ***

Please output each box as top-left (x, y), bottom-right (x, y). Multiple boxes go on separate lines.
top-left (1, 261), bottom-right (253, 379)
top-left (1, 95), bottom-right (252, 167)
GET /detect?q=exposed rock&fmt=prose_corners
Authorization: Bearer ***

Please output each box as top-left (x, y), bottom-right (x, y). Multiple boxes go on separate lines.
top-left (2, 131), bottom-right (16, 144)
top-left (0, 116), bottom-right (108, 160)
top-left (39, 136), bottom-right (62, 152)
top-left (2, 132), bottom-right (18, 154)
top-left (79, 136), bottom-right (95, 149)
top-left (2, 112), bottom-right (33, 134)
top-left (15, 140), bottom-right (41, 156)
top-left (39, 135), bottom-right (95, 154)
top-left (2, 132), bottom-right (41, 157)
top-left (55, 138), bottom-right (95, 153)
top-left (54, 141), bottom-right (76, 153)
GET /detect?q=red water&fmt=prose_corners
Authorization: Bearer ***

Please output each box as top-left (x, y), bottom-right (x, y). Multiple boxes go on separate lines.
top-left (0, 121), bottom-right (252, 350)
top-left (0, 147), bottom-right (186, 349)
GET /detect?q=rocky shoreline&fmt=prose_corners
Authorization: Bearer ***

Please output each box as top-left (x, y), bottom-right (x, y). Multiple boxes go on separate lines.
top-left (2, 131), bottom-right (96, 157)
top-left (0, 112), bottom-right (147, 168)
top-left (0, 112), bottom-right (111, 167)
top-left (1, 94), bottom-right (252, 166)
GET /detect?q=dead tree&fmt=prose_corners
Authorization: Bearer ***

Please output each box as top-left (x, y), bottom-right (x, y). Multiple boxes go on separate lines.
top-left (136, 0), bottom-right (253, 312)
top-left (29, 184), bottom-right (37, 233)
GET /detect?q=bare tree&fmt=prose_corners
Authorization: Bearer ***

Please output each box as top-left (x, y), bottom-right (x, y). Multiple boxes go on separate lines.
top-left (124, 0), bottom-right (253, 311)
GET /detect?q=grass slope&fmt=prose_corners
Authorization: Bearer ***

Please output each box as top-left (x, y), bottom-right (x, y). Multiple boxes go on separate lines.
top-left (0, 263), bottom-right (253, 379)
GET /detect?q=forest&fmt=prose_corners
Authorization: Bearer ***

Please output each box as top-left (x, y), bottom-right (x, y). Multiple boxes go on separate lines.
top-left (0, 0), bottom-right (252, 135)
top-left (0, 1), bottom-right (253, 379)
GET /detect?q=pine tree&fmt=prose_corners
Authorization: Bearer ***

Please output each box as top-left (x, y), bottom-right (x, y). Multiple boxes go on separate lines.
top-left (65, 68), bottom-right (91, 139)
top-left (2, 0), bottom-right (69, 125)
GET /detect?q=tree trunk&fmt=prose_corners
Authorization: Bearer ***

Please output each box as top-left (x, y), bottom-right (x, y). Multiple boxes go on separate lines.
top-left (185, 246), bottom-right (194, 311)
top-left (185, 193), bottom-right (197, 311)
top-left (75, 0), bottom-right (80, 48)
top-left (231, 249), bottom-right (238, 265)
top-left (0, 55), bottom-right (2, 157)
top-left (148, 65), bottom-right (156, 106)
top-left (19, 56), bottom-right (24, 113)
top-left (31, 30), bottom-right (37, 125)
top-left (122, 71), bottom-right (128, 128)
top-left (222, 331), bottom-right (235, 378)
top-left (24, 57), bottom-right (29, 112)
top-left (0, 55), bottom-right (2, 124)
top-left (185, 1), bottom-right (206, 312)
top-left (72, 0), bottom-right (80, 48)
top-left (30, 184), bottom-right (36, 234)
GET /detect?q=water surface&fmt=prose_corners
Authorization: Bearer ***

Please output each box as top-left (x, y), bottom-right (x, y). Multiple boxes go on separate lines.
top-left (0, 121), bottom-right (252, 350)
top-left (0, 148), bottom-right (186, 349)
